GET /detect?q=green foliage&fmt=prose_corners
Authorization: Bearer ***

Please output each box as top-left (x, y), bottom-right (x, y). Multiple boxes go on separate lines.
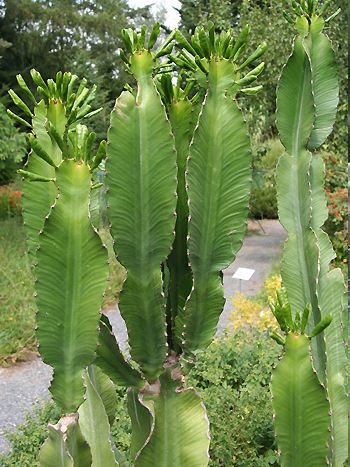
top-left (250, 186), bottom-right (277, 219)
top-left (322, 0), bottom-right (348, 162)
top-left (179, 0), bottom-right (241, 34)
top-left (249, 138), bottom-right (284, 219)
top-left (188, 330), bottom-right (281, 466)
top-left (322, 151), bottom-right (348, 269)
top-left (0, 401), bottom-right (61, 467)
top-left (0, 103), bottom-right (26, 185)
top-left (0, 331), bottom-right (281, 467)
top-left (0, 1), bottom-right (153, 131)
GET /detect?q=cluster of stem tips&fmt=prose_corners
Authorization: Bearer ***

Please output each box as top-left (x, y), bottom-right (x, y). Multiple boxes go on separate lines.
top-left (283, 0), bottom-right (341, 23)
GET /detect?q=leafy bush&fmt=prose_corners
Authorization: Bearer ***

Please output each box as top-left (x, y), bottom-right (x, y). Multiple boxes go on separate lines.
top-left (322, 151), bottom-right (348, 269)
top-left (249, 138), bottom-right (284, 219)
top-left (0, 331), bottom-right (280, 466)
top-left (0, 103), bottom-right (26, 185)
top-left (250, 185), bottom-right (277, 220)
top-left (0, 402), bottom-right (61, 467)
top-left (324, 186), bottom-right (347, 269)
top-left (188, 330), bottom-right (281, 466)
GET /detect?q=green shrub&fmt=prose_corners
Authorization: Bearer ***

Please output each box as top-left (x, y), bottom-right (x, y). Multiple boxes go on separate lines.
top-left (0, 103), bottom-right (27, 185)
top-left (322, 151), bottom-right (347, 271)
top-left (188, 330), bottom-right (281, 466)
top-left (0, 402), bottom-right (61, 467)
top-left (0, 330), bottom-right (280, 466)
top-left (250, 185), bottom-right (277, 220)
top-left (249, 138), bottom-right (284, 219)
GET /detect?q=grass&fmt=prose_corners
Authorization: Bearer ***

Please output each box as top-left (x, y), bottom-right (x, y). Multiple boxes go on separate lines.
top-left (0, 216), bottom-right (125, 365)
top-left (0, 217), bottom-right (36, 364)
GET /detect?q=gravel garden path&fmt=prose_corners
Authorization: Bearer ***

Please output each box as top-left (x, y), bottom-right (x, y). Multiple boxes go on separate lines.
top-left (0, 219), bottom-right (286, 453)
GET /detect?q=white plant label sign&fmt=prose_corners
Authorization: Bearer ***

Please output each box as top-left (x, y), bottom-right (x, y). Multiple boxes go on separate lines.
top-left (232, 267), bottom-right (255, 281)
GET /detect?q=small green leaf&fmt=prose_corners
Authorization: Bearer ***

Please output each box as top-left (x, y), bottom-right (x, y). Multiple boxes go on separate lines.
top-left (148, 22), bottom-right (160, 50)
top-left (8, 89), bottom-right (33, 117)
top-left (237, 42), bottom-right (267, 70)
top-left (16, 74), bottom-right (37, 104)
top-left (17, 169), bottom-right (54, 183)
top-left (27, 134), bottom-right (56, 167)
top-left (6, 109), bottom-right (31, 128)
top-left (309, 314), bottom-right (332, 338)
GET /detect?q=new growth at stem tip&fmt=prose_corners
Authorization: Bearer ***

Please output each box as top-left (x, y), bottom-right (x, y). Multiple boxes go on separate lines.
top-left (269, 289), bottom-right (332, 346)
top-left (283, 0), bottom-right (340, 25)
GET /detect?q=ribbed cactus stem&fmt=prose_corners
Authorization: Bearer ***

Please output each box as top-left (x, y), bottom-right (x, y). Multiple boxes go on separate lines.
top-left (275, 2), bottom-right (347, 464)
top-left (177, 57), bottom-right (252, 355)
top-left (36, 160), bottom-right (108, 411)
top-left (106, 47), bottom-right (177, 380)
top-left (271, 333), bottom-right (330, 466)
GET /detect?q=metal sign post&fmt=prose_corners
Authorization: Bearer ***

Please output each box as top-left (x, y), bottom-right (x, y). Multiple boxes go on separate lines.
top-left (232, 267), bottom-right (255, 294)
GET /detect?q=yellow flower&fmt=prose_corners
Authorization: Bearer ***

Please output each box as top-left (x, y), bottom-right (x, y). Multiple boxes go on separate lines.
top-left (264, 274), bottom-right (282, 303)
top-left (229, 292), bottom-right (277, 332)
top-left (228, 275), bottom-right (283, 333)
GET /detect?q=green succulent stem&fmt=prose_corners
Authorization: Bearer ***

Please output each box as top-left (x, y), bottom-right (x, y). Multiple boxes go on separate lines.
top-left (36, 160), bottom-right (108, 412)
top-left (271, 333), bottom-right (330, 466)
top-left (275, 11), bottom-right (347, 466)
top-left (177, 55), bottom-right (252, 355)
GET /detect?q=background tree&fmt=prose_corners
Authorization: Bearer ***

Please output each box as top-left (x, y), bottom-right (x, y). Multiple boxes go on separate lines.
top-left (0, 0), bottom-right (153, 138)
top-left (0, 102), bottom-right (26, 184)
top-left (178, 0), bottom-right (242, 33)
